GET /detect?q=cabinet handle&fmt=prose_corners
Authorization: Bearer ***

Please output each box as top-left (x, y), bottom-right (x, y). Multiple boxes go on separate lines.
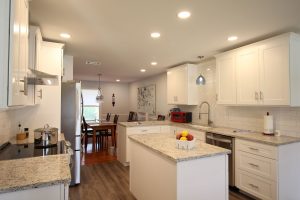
top-left (249, 183), bottom-right (259, 189)
top-left (248, 163), bottom-right (259, 168)
top-left (19, 77), bottom-right (28, 96)
top-left (260, 91), bottom-right (263, 100)
top-left (249, 147), bottom-right (259, 151)
top-left (255, 92), bottom-right (259, 100)
top-left (38, 89), bottom-right (42, 99)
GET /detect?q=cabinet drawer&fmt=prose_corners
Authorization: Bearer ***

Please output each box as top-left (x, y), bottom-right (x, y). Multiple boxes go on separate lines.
top-left (236, 169), bottom-right (277, 200)
top-left (236, 151), bottom-right (277, 181)
top-left (127, 126), bottom-right (161, 134)
top-left (236, 139), bottom-right (277, 159)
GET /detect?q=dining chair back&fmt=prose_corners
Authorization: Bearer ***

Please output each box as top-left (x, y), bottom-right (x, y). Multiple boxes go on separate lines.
top-left (106, 113), bottom-right (111, 122)
top-left (113, 114), bottom-right (119, 124)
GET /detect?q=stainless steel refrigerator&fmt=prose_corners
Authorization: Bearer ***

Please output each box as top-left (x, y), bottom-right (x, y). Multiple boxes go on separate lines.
top-left (61, 81), bottom-right (81, 185)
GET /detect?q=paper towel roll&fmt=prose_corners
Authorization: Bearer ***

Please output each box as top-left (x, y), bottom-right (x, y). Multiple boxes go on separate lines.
top-left (264, 112), bottom-right (274, 134)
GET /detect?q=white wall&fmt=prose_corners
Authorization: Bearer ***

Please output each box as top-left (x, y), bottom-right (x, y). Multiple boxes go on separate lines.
top-left (81, 80), bottom-right (130, 122)
top-left (129, 73), bottom-right (174, 119)
top-left (128, 59), bottom-right (300, 138)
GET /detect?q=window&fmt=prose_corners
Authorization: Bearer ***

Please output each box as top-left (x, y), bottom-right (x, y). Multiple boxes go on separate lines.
top-left (82, 89), bottom-right (100, 121)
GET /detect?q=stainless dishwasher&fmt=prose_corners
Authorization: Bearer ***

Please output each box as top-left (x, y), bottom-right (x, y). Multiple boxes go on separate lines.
top-left (206, 132), bottom-right (235, 187)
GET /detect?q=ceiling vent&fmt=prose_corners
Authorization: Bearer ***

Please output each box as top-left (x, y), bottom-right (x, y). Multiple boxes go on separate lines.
top-left (85, 60), bottom-right (101, 66)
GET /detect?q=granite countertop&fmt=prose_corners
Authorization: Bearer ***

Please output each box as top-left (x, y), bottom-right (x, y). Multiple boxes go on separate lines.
top-left (129, 133), bottom-right (230, 162)
top-left (118, 121), bottom-right (300, 146)
top-left (0, 154), bottom-right (71, 194)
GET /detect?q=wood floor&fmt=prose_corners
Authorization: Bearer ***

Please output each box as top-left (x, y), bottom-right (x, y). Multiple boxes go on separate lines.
top-left (70, 143), bottom-right (255, 200)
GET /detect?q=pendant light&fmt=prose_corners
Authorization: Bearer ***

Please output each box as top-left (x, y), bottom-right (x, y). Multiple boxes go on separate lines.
top-left (96, 73), bottom-right (104, 102)
top-left (196, 74), bottom-right (206, 85)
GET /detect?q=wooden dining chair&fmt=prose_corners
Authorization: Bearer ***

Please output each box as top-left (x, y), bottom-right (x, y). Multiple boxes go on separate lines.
top-left (102, 114), bottom-right (119, 148)
top-left (83, 116), bottom-right (102, 151)
top-left (106, 113), bottom-right (111, 122)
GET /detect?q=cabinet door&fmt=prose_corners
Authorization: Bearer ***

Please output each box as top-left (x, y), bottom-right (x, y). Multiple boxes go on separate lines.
top-left (236, 47), bottom-right (260, 105)
top-left (8, 0), bottom-right (28, 106)
top-left (167, 65), bottom-right (188, 105)
top-left (216, 53), bottom-right (236, 104)
top-left (259, 38), bottom-right (290, 105)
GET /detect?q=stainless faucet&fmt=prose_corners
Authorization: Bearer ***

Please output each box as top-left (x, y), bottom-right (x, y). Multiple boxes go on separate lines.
top-left (199, 101), bottom-right (212, 125)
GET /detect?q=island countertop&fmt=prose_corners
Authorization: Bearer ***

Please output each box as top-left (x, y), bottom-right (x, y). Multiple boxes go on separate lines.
top-left (129, 133), bottom-right (230, 162)
top-left (119, 121), bottom-right (300, 146)
top-left (0, 154), bottom-right (71, 194)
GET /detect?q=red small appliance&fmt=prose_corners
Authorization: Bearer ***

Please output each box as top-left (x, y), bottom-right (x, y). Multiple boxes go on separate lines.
top-left (170, 112), bottom-right (192, 123)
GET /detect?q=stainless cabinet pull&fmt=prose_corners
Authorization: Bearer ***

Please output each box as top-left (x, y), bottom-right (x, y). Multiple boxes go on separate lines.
top-left (249, 147), bottom-right (259, 151)
top-left (248, 163), bottom-right (259, 168)
top-left (19, 77), bottom-right (28, 96)
top-left (38, 89), bottom-right (42, 99)
top-left (249, 183), bottom-right (259, 189)
top-left (260, 91), bottom-right (263, 100)
top-left (255, 92), bottom-right (259, 100)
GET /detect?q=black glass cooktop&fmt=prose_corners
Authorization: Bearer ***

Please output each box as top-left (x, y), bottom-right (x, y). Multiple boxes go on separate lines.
top-left (0, 141), bottom-right (65, 161)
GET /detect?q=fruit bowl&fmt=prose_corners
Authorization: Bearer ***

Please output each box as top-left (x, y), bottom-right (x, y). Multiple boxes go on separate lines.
top-left (176, 138), bottom-right (195, 150)
top-left (175, 130), bottom-right (195, 150)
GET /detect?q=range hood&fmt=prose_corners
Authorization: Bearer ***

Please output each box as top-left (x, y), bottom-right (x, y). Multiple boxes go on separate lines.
top-left (27, 69), bottom-right (59, 86)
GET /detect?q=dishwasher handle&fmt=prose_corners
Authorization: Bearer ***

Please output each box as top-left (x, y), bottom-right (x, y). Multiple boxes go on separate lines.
top-left (206, 135), bottom-right (232, 144)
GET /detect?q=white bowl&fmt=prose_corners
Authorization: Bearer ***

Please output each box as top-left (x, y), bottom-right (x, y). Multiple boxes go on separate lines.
top-left (176, 138), bottom-right (195, 150)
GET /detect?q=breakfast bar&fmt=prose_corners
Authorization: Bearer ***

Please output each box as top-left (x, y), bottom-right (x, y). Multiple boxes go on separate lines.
top-left (129, 133), bottom-right (231, 200)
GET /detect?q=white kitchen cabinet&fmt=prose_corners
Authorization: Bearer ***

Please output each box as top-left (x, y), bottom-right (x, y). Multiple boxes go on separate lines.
top-left (117, 125), bottom-right (162, 166)
top-left (235, 139), bottom-right (300, 200)
top-left (215, 32), bottom-right (300, 106)
top-left (0, 184), bottom-right (69, 200)
top-left (39, 41), bottom-right (64, 76)
top-left (167, 64), bottom-right (199, 105)
top-left (28, 26), bottom-right (43, 105)
top-left (8, 0), bottom-right (29, 106)
top-left (236, 46), bottom-right (260, 105)
top-left (215, 52), bottom-right (237, 104)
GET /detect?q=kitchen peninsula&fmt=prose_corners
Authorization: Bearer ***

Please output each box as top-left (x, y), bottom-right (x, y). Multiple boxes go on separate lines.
top-left (129, 133), bottom-right (230, 200)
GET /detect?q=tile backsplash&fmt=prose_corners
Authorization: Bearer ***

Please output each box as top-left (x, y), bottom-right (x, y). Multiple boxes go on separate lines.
top-left (0, 109), bottom-right (16, 145)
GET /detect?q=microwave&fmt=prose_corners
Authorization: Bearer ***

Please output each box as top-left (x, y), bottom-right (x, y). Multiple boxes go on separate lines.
top-left (170, 112), bottom-right (192, 123)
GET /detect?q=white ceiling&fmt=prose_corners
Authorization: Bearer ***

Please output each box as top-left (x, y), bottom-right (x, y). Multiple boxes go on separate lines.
top-left (29, 0), bottom-right (300, 82)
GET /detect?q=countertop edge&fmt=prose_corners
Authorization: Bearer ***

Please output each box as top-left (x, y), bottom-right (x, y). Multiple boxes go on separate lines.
top-left (129, 135), bottom-right (230, 163)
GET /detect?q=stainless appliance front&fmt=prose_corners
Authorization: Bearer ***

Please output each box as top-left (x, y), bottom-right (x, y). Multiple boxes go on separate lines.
top-left (206, 132), bottom-right (235, 187)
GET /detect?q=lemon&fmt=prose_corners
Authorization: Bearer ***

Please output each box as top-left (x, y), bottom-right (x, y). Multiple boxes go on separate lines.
top-left (181, 130), bottom-right (188, 137)
top-left (180, 136), bottom-right (187, 141)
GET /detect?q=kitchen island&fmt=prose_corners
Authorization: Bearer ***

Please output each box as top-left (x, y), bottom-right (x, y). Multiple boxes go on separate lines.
top-left (129, 133), bottom-right (231, 200)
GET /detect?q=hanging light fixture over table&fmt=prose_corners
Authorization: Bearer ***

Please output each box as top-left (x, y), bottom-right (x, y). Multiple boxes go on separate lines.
top-left (96, 73), bottom-right (104, 102)
top-left (196, 74), bottom-right (206, 85)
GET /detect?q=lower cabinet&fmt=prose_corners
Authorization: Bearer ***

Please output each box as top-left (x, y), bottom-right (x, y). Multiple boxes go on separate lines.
top-left (235, 139), bottom-right (300, 200)
top-left (0, 184), bottom-right (69, 200)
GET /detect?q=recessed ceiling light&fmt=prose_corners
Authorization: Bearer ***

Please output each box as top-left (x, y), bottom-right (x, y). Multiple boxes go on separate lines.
top-left (151, 62), bottom-right (157, 66)
top-left (228, 36), bottom-right (238, 41)
top-left (140, 69), bottom-right (146, 72)
top-left (116, 79), bottom-right (120, 82)
top-left (151, 32), bottom-right (160, 39)
top-left (206, 68), bottom-right (211, 71)
top-left (60, 33), bottom-right (71, 39)
top-left (177, 11), bottom-right (191, 19)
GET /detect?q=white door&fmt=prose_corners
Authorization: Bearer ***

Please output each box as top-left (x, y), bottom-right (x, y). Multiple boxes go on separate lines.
top-left (236, 47), bottom-right (260, 105)
top-left (259, 38), bottom-right (290, 105)
top-left (216, 53), bottom-right (237, 104)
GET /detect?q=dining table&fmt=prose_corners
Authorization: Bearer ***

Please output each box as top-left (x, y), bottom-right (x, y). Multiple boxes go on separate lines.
top-left (87, 121), bottom-right (117, 152)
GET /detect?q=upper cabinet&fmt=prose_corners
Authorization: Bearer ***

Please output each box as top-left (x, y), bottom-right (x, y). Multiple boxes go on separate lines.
top-left (0, 0), bottom-right (29, 108)
top-left (215, 32), bottom-right (300, 106)
top-left (167, 64), bottom-right (199, 105)
top-left (8, 0), bottom-right (29, 106)
top-left (216, 52), bottom-right (237, 104)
